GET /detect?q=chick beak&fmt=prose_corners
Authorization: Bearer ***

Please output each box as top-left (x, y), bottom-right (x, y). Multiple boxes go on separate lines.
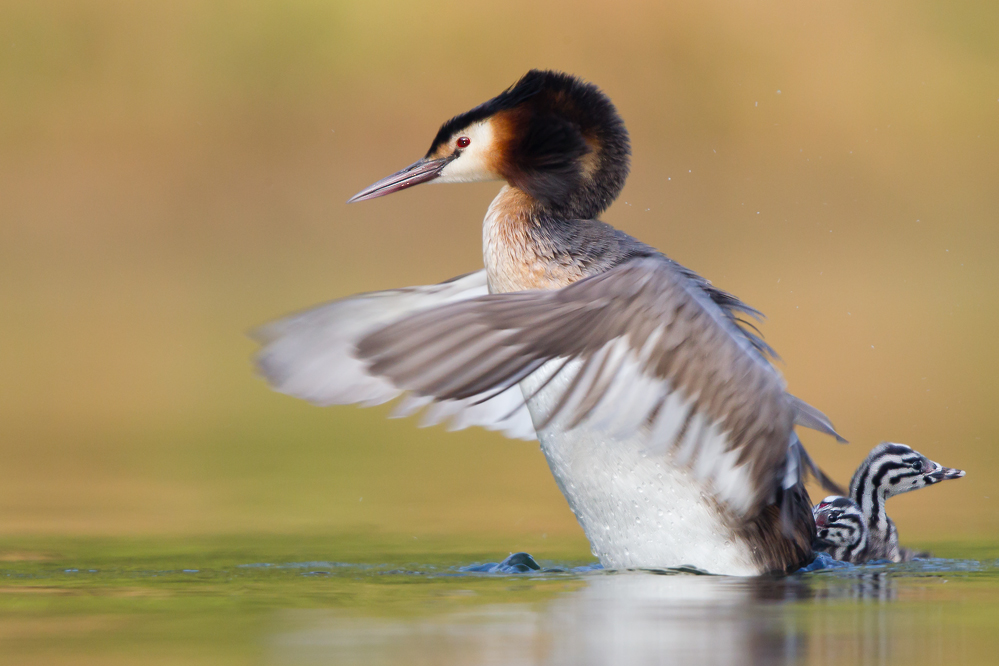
top-left (347, 155), bottom-right (456, 203)
top-left (927, 465), bottom-right (966, 482)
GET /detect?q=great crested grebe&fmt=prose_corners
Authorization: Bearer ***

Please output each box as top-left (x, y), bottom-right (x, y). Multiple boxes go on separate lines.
top-left (254, 70), bottom-right (848, 575)
top-left (813, 442), bottom-right (965, 563)
top-left (812, 496), bottom-right (868, 564)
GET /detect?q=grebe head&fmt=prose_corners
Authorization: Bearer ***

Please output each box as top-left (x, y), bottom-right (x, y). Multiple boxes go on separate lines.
top-left (348, 69), bottom-right (631, 219)
top-left (849, 442), bottom-right (966, 502)
top-left (813, 495), bottom-right (865, 551)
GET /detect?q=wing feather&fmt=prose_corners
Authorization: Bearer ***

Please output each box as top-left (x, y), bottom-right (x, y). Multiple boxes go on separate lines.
top-left (252, 270), bottom-right (537, 440)
top-left (788, 394), bottom-right (848, 443)
top-left (357, 258), bottom-right (801, 515)
top-left (254, 257), bottom-right (844, 514)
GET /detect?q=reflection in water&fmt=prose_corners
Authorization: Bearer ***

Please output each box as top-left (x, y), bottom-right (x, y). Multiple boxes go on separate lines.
top-left (541, 574), bottom-right (806, 666)
top-left (267, 567), bottom-right (926, 666)
top-left (813, 569), bottom-right (895, 603)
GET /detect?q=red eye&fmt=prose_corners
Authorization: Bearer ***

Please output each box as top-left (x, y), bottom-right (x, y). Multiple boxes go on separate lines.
top-left (456, 136), bottom-right (470, 148)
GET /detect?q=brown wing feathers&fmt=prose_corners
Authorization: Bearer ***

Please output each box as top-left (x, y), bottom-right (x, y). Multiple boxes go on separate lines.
top-left (358, 257), bottom-right (796, 517)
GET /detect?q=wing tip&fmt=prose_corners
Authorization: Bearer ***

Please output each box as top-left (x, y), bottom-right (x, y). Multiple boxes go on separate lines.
top-left (788, 394), bottom-right (849, 443)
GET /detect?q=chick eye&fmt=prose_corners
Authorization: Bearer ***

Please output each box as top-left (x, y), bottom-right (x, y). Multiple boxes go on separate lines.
top-left (456, 136), bottom-right (470, 148)
top-left (911, 461), bottom-right (923, 471)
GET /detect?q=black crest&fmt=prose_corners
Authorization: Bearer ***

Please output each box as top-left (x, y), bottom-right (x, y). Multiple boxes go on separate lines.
top-left (428, 70), bottom-right (631, 219)
top-left (426, 71), bottom-right (548, 157)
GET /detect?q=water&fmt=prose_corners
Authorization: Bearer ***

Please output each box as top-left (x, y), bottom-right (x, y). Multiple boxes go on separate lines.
top-left (2, 538), bottom-right (998, 665)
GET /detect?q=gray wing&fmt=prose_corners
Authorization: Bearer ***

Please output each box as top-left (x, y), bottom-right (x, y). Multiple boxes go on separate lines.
top-left (252, 270), bottom-right (537, 440)
top-left (358, 257), bottom-right (823, 517)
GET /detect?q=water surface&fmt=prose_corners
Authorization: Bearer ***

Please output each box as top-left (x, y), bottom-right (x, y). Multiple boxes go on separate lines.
top-left (2, 537), bottom-right (997, 665)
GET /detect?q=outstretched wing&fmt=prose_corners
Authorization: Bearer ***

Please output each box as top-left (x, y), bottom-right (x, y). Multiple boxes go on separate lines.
top-left (252, 270), bottom-right (537, 440)
top-left (358, 257), bottom-right (801, 517)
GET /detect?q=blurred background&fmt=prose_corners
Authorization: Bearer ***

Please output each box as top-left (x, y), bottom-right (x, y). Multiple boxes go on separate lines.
top-left (1, 0), bottom-right (996, 548)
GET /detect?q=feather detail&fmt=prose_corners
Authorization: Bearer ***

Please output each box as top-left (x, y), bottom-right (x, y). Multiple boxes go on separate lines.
top-left (788, 395), bottom-right (848, 443)
top-left (358, 257), bottom-right (799, 518)
top-left (252, 270), bottom-right (537, 441)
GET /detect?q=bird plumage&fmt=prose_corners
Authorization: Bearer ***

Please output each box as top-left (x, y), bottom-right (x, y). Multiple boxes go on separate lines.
top-left (428, 70), bottom-right (630, 219)
top-left (254, 69), bottom-right (848, 575)
top-left (253, 270), bottom-right (538, 441)
top-left (813, 496), bottom-right (869, 563)
top-left (813, 442), bottom-right (965, 563)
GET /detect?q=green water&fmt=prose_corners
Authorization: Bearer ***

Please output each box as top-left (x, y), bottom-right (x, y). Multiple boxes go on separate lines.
top-left (2, 536), bottom-right (998, 665)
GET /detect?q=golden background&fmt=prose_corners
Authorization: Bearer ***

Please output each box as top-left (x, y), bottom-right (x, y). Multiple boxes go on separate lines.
top-left (1, 0), bottom-right (996, 548)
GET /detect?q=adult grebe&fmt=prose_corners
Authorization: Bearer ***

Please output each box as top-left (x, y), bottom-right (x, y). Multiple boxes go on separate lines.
top-left (254, 70), bottom-right (846, 575)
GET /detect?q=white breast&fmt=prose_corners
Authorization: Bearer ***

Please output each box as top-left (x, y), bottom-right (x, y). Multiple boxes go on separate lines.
top-left (520, 361), bottom-right (761, 576)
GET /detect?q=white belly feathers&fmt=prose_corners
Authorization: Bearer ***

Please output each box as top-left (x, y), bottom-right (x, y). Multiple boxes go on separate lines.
top-left (520, 361), bottom-right (760, 576)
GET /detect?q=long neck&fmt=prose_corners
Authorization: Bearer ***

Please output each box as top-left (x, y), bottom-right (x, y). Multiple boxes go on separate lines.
top-left (884, 517), bottom-right (901, 562)
top-left (847, 519), bottom-right (870, 563)
top-left (850, 461), bottom-right (891, 551)
top-left (482, 185), bottom-right (656, 294)
top-left (482, 186), bottom-right (577, 294)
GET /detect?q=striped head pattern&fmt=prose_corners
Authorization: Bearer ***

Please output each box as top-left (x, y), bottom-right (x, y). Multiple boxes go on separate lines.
top-left (849, 442), bottom-right (965, 505)
top-left (846, 442), bottom-right (965, 562)
top-left (813, 496), bottom-right (868, 563)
